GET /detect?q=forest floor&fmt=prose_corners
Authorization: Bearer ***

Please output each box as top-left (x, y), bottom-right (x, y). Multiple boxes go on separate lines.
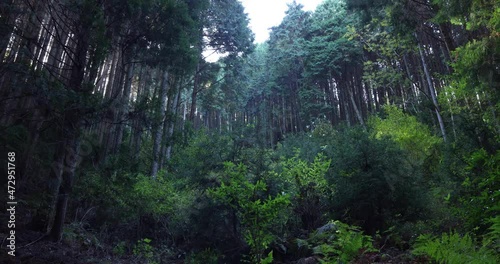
top-left (2, 230), bottom-right (133, 264)
top-left (2, 229), bottom-right (428, 264)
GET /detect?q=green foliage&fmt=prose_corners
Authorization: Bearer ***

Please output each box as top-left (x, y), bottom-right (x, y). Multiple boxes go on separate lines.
top-left (369, 105), bottom-right (442, 167)
top-left (62, 222), bottom-right (103, 250)
top-left (280, 151), bottom-right (331, 194)
top-left (413, 232), bottom-right (498, 264)
top-left (276, 152), bottom-right (332, 230)
top-left (459, 149), bottom-right (500, 233)
top-left (73, 168), bottom-right (197, 236)
top-left (483, 216), bottom-right (500, 251)
top-left (347, 18), bottom-right (414, 103)
top-left (327, 127), bottom-right (429, 234)
top-left (170, 130), bottom-right (232, 183)
top-left (133, 238), bottom-right (158, 264)
top-left (439, 1), bottom-right (500, 146)
top-left (305, 0), bottom-right (362, 78)
top-left (433, 0), bottom-right (499, 31)
top-left (112, 241), bottom-right (127, 256)
top-left (209, 162), bottom-right (290, 263)
top-left (204, 0), bottom-right (255, 55)
top-left (133, 174), bottom-right (175, 215)
top-left (298, 220), bottom-right (376, 263)
top-left (185, 248), bottom-right (219, 264)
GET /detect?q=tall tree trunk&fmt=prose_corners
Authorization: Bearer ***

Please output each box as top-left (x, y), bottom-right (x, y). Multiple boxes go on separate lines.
top-left (151, 70), bottom-right (169, 178)
top-left (47, 2), bottom-right (92, 240)
top-left (189, 63), bottom-right (200, 123)
top-left (113, 61), bottom-right (135, 154)
top-left (164, 83), bottom-right (181, 162)
top-left (418, 41), bottom-right (447, 142)
top-left (439, 22), bottom-right (455, 54)
top-left (49, 133), bottom-right (80, 241)
top-left (349, 88), bottom-right (365, 129)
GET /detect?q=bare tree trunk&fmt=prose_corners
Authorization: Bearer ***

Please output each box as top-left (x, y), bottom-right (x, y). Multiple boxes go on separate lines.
top-left (163, 79), bottom-right (182, 163)
top-left (349, 88), bottom-right (365, 129)
top-left (418, 41), bottom-right (447, 142)
top-left (113, 61), bottom-right (135, 154)
top-left (151, 70), bottom-right (169, 178)
top-left (189, 63), bottom-right (200, 123)
top-left (49, 134), bottom-right (80, 241)
top-left (130, 67), bottom-right (149, 166)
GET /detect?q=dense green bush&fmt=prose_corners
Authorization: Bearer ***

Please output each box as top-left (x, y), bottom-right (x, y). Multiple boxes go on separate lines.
top-left (369, 105), bottom-right (442, 172)
top-left (326, 127), bottom-right (430, 234)
top-left (209, 162), bottom-right (290, 263)
top-left (458, 149), bottom-right (500, 234)
top-left (72, 169), bottom-right (197, 243)
top-left (169, 130), bottom-right (233, 183)
top-left (276, 152), bottom-right (332, 231)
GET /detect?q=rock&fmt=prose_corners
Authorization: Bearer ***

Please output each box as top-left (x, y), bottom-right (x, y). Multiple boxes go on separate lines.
top-left (296, 256), bottom-right (319, 264)
top-left (315, 222), bottom-right (336, 235)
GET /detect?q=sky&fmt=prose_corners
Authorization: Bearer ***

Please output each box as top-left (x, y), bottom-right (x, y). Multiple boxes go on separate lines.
top-left (240, 0), bottom-right (324, 43)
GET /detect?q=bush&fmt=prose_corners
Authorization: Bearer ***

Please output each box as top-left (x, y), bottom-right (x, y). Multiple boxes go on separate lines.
top-left (209, 162), bottom-right (290, 263)
top-left (459, 149), bottom-right (500, 234)
top-left (327, 127), bottom-right (430, 234)
top-left (277, 152), bottom-right (332, 231)
top-left (369, 105), bottom-right (442, 173)
top-left (133, 238), bottom-right (158, 264)
top-left (185, 248), bottom-right (219, 264)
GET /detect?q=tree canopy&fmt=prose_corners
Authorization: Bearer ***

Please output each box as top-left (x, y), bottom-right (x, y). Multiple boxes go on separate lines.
top-left (1, 0), bottom-right (499, 263)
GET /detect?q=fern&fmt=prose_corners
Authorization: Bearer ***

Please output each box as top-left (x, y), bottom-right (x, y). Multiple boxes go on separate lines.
top-left (304, 220), bottom-right (376, 263)
top-left (413, 232), bottom-right (498, 264)
top-left (483, 216), bottom-right (500, 251)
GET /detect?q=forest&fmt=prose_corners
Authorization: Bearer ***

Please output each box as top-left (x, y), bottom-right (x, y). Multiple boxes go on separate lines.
top-left (0, 0), bottom-right (499, 263)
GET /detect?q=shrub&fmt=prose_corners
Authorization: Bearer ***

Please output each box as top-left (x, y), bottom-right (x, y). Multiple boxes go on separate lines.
top-left (278, 152), bottom-right (332, 231)
top-left (185, 248), bottom-right (219, 264)
top-left (209, 162), bottom-right (290, 263)
top-left (327, 127), bottom-right (429, 234)
top-left (133, 238), bottom-right (158, 264)
top-left (369, 105), bottom-right (442, 167)
top-left (459, 149), bottom-right (500, 234)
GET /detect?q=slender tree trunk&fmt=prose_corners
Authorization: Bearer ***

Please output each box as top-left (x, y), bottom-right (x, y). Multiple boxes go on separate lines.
top-left (349, 88), bottom-right (365, 129)
top-left (113, 61), bottom-right (135, 154)
top-left (164, 84), bottom-right (181, 162)
top-left (189, 63), bottom-right (200, 123)
top-left (151, 70), bottom-right (169, 178)
top-left (439, 22), bottom-right (455, 54)
top-left (418, 41), bottom-right (447, 142)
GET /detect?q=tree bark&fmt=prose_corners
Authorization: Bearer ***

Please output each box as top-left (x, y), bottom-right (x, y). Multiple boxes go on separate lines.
top-left (113, 60), bottom-right (135, 154)
top-left (151, 70), bottom-right (169, 178)
top-left (349, 88), bottom-right (365, 129)
top-left (189, 63), bottom-right (201, 123)
top-left (49, 134), bottom-right (80, 241)
top-left (418, 40), bottom-right (447, 142)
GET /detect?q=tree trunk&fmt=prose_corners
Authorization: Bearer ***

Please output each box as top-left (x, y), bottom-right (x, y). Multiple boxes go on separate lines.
top-left (151, 70), bottom-right (169, 178)
top-left (189, 63), bottom-right (200, 123)
top-left (47, 2), bottom-right (91, 241)
top-left (349, 88), bottom-right (365, 129)
top-left (164, 83), bottom-right (181, 162)
top-left (113, 61), bottom-right (135, 154)
top-left (49, 134), bottom-right (80, 241)
top-left (418, 41), bottom-right (447, 142)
